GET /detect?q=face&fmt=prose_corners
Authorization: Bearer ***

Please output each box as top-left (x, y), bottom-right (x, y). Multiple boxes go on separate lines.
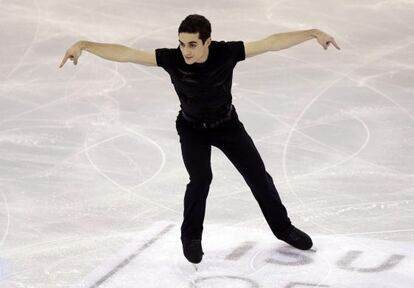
top-left (178, 32), bottom-right (211, 65)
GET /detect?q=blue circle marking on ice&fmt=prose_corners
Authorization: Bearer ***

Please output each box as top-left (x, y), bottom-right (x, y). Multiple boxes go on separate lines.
top-left (0, 258), bottom-right (10, 281)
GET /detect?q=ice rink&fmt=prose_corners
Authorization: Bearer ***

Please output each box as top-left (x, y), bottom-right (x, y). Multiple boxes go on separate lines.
top-left (1, 0), bottom-right (413, 287)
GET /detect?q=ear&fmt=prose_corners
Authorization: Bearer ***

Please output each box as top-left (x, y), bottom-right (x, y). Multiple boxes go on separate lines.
top-left (205, 37), bottom-right (212, 47)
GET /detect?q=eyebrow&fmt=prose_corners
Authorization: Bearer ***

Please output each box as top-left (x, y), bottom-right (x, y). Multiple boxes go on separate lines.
top-left (179, 40), bottom-right (198, 45)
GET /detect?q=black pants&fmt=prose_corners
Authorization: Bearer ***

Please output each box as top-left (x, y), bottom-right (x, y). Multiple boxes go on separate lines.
top-left (176, 106), bottom-right (291, 240)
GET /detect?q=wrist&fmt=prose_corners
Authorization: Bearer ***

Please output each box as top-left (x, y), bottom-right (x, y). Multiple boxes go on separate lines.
top-left (309, 29), bottom-right (321, 38)
top-left (76, 40), bottom-right (88, 51)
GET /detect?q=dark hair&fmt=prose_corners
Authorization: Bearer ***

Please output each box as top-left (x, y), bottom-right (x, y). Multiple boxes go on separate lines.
top-left (178, 14), bottom-right (211, 44)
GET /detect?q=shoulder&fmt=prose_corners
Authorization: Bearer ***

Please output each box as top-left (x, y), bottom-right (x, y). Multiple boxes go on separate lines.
top-left (155, 47), bottom-right (180, 67)
top-left (212, 40), bottom-right (244, 50)
top-left (212, 40), bottom-right (245, 62)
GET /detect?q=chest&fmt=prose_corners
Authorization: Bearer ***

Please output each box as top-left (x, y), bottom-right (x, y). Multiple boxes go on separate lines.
top-left (172, 58), bottom-right (234, 88)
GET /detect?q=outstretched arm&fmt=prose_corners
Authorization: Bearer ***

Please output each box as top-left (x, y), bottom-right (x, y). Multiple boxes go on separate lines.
top-left (244, 29), bottom-right (340, 58)
top-left (59, 41), bottom-right (157, 68)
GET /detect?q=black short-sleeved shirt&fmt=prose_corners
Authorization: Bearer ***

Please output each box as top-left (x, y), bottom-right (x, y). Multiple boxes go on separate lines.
top-left (155, 41), bottom-right (245, 122)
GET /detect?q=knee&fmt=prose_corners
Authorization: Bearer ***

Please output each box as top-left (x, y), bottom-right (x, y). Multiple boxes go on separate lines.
top-left (189, 171), bottom-right (213, 188)
top-left (185, 173), bottom-right (212, 201)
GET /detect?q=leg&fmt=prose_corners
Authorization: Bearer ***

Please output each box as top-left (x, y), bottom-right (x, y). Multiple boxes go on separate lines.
top-left (212, 115), bottom-right (312, 250)
top-left (176, 116), bottom-right (213, 241)
top-left (212, 119), bottom-right (292, 237)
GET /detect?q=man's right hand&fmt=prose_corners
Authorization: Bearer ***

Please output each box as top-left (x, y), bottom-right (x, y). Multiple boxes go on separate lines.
top-left (59, 41), bottom-right (157, 67)
top-left (59, 41), bottom-right (84, 68)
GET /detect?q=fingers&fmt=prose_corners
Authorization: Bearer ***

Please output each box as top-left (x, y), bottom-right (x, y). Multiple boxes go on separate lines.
top-left (59, 52), bottom-right (79, 68)
top-left (322, 37), bottom-right (340, 51)
top-left (59, 53), bottom-right (69, 68)
top-left (320, 39), bottom-right (329, 50)
top-left (330, 38), bottom-right (341, 50)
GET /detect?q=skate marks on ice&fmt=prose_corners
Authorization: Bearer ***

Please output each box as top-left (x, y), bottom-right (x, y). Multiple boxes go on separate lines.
top-left (74, 223), bottom-right (174, 288)
top-left (74, 223), bottom-right (413, 288)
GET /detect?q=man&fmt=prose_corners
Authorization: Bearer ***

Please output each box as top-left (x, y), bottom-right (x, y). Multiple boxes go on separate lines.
top-left (60, 14), bottom-right (340, 264)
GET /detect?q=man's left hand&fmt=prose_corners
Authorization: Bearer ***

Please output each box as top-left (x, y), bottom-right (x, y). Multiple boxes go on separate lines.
top-left (314, 30), bottom-right (340, 50)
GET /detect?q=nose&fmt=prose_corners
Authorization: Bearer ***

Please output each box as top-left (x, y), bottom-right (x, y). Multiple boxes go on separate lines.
top-left (181, 47), bottom-right (191, 56)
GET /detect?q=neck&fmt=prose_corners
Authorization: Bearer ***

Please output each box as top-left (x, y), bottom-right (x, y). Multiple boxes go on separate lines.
top-left (196, 48), bottom-right (209, 63)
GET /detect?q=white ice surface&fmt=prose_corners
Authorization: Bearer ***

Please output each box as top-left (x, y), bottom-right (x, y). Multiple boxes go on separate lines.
top-left (0, 0), bottom-right (413, 287)
top-left (75, 222), bottom-right (413, 288)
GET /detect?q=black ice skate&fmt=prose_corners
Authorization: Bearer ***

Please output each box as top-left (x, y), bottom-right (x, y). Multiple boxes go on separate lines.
top-left (278, 225), bottom-right (313, 250)
top-left (181, 238), bottom-right (204, 264)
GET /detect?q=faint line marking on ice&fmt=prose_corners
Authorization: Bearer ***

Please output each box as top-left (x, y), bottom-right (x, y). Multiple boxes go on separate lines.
top-left (281, 75), bottom-right (353, 233)
top-left (278, 44), bottom-right (414, 123)
top-left (83, 129), bottom-right (176, 213)
top-left (332, 228), bottom-right (414, 237)
top-left (285, 282), bottom-right (330, 288)
top-left (0, 72), bottom-right (79, 126)
top-left (1, 49), bottom-right (124, 126)
top-left (0, 191), bottom-right (10, 249)
top-left (88, 224), bottom-right (174, 288)
top-left (273, 44), bottom-right (414, 181)
top-left (192, 276), bottom-right (259, 288)
top-left (288, 112), bottom-right (371, 178)
top-left (248, 248), bottom-right (268, 275)
top-left (240, 93), bottom-right (372, 180)
top-left (123, 127), bottom-right (167, 189)
top-left (5, 0), bottom-right (41, 80)
top-left (277, 40), bottom-right (412, 232)
top-left (363, 82), bottom-right (414, 122)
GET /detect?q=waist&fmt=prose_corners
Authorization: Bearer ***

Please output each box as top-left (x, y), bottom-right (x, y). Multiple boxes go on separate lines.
top-left (180, 105), bottom-right (234, 129)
